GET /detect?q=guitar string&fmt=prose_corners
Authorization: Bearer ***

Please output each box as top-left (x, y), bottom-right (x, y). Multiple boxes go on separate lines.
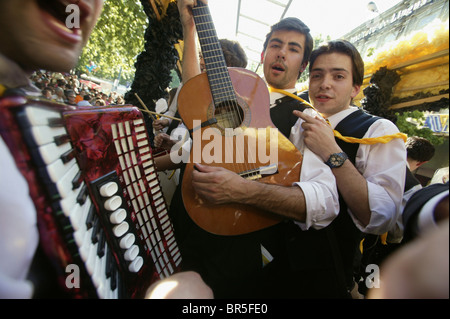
top-left (198, 4), bottom-right (258, 176)
top-left (195, 4), bottom-right (253, 176)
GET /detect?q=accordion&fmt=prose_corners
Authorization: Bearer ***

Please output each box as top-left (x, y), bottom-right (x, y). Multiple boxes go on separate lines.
top-left (0, 94), bottom-right (181, 298)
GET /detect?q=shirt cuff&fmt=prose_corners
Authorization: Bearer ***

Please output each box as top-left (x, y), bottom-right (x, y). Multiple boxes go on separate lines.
top-left (418, 191), bottom-right (449, 234)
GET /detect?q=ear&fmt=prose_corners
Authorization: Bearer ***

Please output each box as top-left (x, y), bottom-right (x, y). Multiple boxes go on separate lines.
top-left (261, 51), bottom-right (265, 64)
top-left (417, 161), bottom-right (428, 168)
top-left (351, 85), bottom-right (361, 98)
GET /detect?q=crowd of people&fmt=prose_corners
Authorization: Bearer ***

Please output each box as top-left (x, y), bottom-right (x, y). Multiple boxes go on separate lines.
top-left (30, 71), bottom-right (125, 107)
top-left (1, 0), bottom-right (448, 301)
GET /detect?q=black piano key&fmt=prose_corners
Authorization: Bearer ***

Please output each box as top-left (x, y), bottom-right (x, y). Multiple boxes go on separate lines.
top-left (72, 170), bottom-right (82, 190)
top-left (47, 117), bottom-right (64, 127)
top-left (54, 134), bottom-right (70, 146)
top-left (105, 248), bottom-right (113, 279)
top-left (97, 229), bottom-right (106, 258)
top-left (77, 183), bottom-right (88, 205)
top-left (91, 216), bottom-right (100, 244)
top-left (61, 148), bottom-right (77, 164)
top-left (110, 263), bottom-right (117, 291)
top-left (85, 205), bottom-right (96, 230)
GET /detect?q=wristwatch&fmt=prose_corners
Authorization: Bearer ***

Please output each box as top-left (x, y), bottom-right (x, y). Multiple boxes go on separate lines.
top-left (325, 152), bottom-right (348, 169)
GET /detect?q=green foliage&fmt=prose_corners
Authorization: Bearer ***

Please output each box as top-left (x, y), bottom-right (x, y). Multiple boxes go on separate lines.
top-left (366, 47), bottom-right (375, 57)
top-left (395, 110), bottom-right (445, 145)
top-left (75, 0), bottom-right (148, 85)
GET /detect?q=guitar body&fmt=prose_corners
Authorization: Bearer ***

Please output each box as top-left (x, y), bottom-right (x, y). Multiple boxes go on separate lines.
top-left (178, 68), bottom-right (303, 235)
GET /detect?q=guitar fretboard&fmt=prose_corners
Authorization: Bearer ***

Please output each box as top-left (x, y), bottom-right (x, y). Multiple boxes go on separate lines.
top-left (193, 3), bottom-right (237, 106)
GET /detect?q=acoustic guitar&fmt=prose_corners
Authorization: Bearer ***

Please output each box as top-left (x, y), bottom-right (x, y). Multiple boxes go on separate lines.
top-left (177, 1), bottom-right (303, 236)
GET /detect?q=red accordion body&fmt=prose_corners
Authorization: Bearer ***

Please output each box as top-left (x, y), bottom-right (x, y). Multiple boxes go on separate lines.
top-left (0, 95), bottom-right (181, 298)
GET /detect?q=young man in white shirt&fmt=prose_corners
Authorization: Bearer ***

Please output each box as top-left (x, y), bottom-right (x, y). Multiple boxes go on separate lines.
top-left (294, 39), bottom-right (407, 291)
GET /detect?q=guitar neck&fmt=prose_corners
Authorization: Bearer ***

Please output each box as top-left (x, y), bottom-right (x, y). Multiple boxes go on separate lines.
top-left (192, 2), bottom-right (237, 105)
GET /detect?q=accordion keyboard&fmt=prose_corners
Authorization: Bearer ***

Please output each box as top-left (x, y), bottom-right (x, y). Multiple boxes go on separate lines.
top-left (0, 97), bottom-right (181, 298)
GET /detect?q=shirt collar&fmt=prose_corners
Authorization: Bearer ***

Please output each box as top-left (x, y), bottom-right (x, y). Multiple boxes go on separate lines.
top-left (269, 87), bottom-right (297, 108)
top-left (325, 106), bottom-right (359, 129)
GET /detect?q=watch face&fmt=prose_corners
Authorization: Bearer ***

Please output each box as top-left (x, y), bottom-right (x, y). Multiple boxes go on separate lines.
top-left (330, 154), bottom-right (342, 166)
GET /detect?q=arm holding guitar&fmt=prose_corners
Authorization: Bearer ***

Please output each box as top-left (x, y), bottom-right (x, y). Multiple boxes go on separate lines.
top-left (192, 164), bottom-right (308, 223)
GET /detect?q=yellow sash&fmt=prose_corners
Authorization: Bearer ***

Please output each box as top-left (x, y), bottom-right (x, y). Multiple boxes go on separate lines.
top-left (269, 87), bottom-right (407, 144)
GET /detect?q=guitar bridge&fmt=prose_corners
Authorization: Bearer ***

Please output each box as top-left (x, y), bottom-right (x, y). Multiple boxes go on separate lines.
top-left (238, 164), bottom-right (278, 180)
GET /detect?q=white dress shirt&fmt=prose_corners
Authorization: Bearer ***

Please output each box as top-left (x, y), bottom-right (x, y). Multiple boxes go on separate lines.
top-left (1, 53), bottom-right (40, 298)
top-left (289, 108), bottom-right (340, 231)
top-left (325, 107), bottom-right (407, 235)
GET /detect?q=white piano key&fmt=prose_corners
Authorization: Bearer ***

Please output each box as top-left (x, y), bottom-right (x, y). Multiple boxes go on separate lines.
top-left (70, 197), bottom-right (92, 230)
top-left (25, 106), bottom-right (62, 126)
top-left (85, 242), bottom-right (98, 276)
top-left (46, 157), bottom-right (76, 183)
top-left (79, 227), bottom-right (93, 262)
top-left (37, 141), bottom-right (72, 165)
top-left (30, 125), bottom-right (67, 146)
top-left (60, 181), bottom-right (85, 216)
top-left (55, 163), bottom-right (79, 199)
top-left (92, 251), bottom-right (105, 289)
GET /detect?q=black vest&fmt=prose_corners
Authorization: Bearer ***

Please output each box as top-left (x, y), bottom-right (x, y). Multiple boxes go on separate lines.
top-left (329, 109), bottom-right (381, 289)
top-left (270, 95), bottom-right (308, 138)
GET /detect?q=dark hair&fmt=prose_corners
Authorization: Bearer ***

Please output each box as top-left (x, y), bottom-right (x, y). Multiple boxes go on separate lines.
top-left (263, 17), bottom-right (313, 67)
top-left (219, 39), bottom-right (248, 68)
top-left (406, 136), bottom-right (435, 162)
top-left (309, 40), bottom-right (364, 86)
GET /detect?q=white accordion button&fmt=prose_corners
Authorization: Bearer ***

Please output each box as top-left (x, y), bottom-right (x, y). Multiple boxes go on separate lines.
top-left (110, 208), bottom-right (127, 224)
top-left (119, 233), bottom-right (135, 249)
top-left (104, 195), bottom-right (122, 211)
top-left (128, 256), bottom-right (144, 273)
top-left (124, 245), bottom-right (139, 261)
top-left (100, 182), bottom-right (119, 197)
top-left (112, 221), bottom-right (129, 237)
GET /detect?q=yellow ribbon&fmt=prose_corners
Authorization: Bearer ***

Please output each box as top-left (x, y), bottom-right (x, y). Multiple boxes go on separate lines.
top-left (0, 84), bottom-right (6, 97)
top-left (269, 87), bottom-right (407, 145)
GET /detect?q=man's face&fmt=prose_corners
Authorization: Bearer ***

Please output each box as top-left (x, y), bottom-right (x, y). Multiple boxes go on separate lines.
top-left (262, 30), bottom-right (306, 90)
top-left (308, 52), bottom-right (361, 118)
top-left (0, 0), bottom-right (104, 72)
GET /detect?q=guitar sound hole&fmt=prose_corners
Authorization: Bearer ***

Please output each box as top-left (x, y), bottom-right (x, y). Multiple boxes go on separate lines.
top-left (214, 100), bottom-right (244, 129)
